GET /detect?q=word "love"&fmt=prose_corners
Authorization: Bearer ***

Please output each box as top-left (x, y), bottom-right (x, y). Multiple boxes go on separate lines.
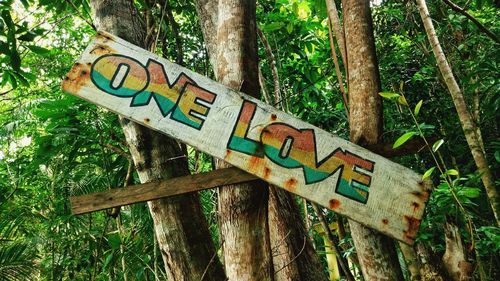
top-left (227, 101), bottom-right (375, 204)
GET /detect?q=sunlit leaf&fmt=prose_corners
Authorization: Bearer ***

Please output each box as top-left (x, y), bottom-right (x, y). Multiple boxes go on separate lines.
top-left (446, 169), bottom-right (459, 176)
top-left (432, 139), bottom-right (444, 152)
top-left (379, 92), bottom-right (400, 99)
top-left (422, 167), bottom-right (435, 180)
top-left (393, 131), bottom-right (416, 148)
top-left (414, 100), bottom-right (423, 116)
top-left (397, 95), bottom-right (408, 106)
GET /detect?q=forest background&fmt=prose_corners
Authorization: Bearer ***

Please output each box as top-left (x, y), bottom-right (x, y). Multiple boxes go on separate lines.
top-left (0, 0), bottom-right (498, 280)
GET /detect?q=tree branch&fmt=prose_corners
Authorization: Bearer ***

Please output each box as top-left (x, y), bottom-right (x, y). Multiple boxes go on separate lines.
top-left (442, 0), bottom-right (499, 44)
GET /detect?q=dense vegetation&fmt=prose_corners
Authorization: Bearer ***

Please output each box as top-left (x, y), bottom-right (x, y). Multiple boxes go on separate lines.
top-left (0, 0), bottom-right (498, 280)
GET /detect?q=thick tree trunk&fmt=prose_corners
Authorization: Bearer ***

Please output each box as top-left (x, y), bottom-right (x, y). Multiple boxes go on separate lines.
top-left (89, 1), bottom-right (225, 280)
top-left (214, 1), bottom-right (273, 280)
top-left (415, 0), bottom-right (499, 226)
top-left (343, 0), bottom-right (404, 280)
top-left (196, 1), bottom-right (325, 280)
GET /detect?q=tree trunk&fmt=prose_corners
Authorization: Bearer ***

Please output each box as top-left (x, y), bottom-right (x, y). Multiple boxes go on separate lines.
top-left (399, 243), bottom-right (422, 281)
top-left (442, 222), bottom-right (473, 281)
top-left (343, 0), bottom-right (404, 280)
top-left (215, 1), bottom-right (273, 280)
top-left (415, 0), bottom-right (500, 226)
top-left (415, 242), bottom-right (447, 281)
top-left (268, 188), bottom-right (326, 281)
top-left (89, 1), bottom-right (225, 280)
top-left (195, 1), bottom-right (327, 280)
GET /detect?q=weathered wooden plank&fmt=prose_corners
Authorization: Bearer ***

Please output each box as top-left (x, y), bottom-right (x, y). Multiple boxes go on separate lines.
top-left (62, 31), bottom-right (431, 244)
top-left (71, 167), bottom-right (258, 215)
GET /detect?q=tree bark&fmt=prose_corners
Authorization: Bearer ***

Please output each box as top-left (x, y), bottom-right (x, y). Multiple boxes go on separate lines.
top-left (195, 1), bottom-right (331, 280)
top-left (325, 0), bottom-right (347, 66)
top-left (343, 0), bottom-right (404, 280)
top-left (89, 1), bottom-right (225, 280)
top-left (268, 188), bottom-right (326, 281)
top-left (399, 243), bottom-right (422, 281)
top-left (442, 222), bottom-right (473, 281)
top-left (415, 0), bottom-right (500, 226)
top-left (415, 242), bottom-right (447, 281)
top-left (214, 1), bottom-right (273, 280)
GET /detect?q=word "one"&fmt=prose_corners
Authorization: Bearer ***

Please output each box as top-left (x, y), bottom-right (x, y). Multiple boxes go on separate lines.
top-left (90, 54), bottom-right (217, 130)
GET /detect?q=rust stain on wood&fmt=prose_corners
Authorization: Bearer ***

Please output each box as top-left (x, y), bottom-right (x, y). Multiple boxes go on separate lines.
top-left (271, 114), bottom-right (277, 121)
top-left (411, 202), bottom-right (420, 211)
top-left (403, 215), bottom-right (421, 243)
top-left (90, 44), bottom-right (115, 55)
top-left (410, 190), bottom-right (430, 202)
top-left (284, 178), bottom-right (297, 191)
top-left (382, 218), bottom-right (389, 225)
top-left (263, 167), bottom-right (271, 179)
top-left (96, 31), bottom-right (115, 42)
top-left (247, 155), bottom-right (263, 173)
top-left (329, 199), bottom-right (341, 209)
top-left (61, 62), bottom-right (91, 93)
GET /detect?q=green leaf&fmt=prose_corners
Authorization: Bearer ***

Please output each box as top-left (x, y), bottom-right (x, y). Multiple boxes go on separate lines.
top-left (397, 95), bottom-right (408, 106)
top-left (460, 187), bottom-right (481, 198)
top-left (432, 139), bottom-right (444, 152)
top-left (262, 22), bottom-right (285, 32)
top-left (286, 22), bottom-right (293, 34)
top-left (393, 131), bottom-right (416, 148)
top-left (414, 100), bottom-right (423, 116)
top-left (26, 45), bottom-right (50, 55)
top-left (17, 31), bottom-right (37, 42)
top-left (379, 92), bottom-right (400, 99)
top-left (10, 49), bottom-right (21, 71)
top-left (422, 167), bottom-right (435, 180)
top-left (446, 169), bottom-right (459, 176)
top-left (103, 252), bottom-right (114, 270)
top-left (107, 233), bottom-right (121, 250)
top-left (495, 151), bottom-right (500, 163)
top-left (0, 40), bottom-right (9, 54)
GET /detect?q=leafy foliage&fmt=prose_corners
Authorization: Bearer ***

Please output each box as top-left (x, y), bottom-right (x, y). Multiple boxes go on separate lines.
top-left (0, 0), bottom-right (499, 280)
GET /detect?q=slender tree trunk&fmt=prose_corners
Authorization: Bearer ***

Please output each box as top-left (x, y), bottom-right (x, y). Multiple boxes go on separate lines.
top-left (214, 1), bottom-right (273, 280)
top-left (399, 243), bottom-right (422, 281)
top-left (442, 222), bottom-right (473, 281)
top-left (415, 0), bottom-right (500, 226)
top-left (325, 0), bottom-right (347, 66)
top-left (268, 188), bottom-right (326, 281)
top-left (343, 0), bottom-right (404, 280)
top-left (415, 242), bottom-right (447, 281)
top-left (89, 1), bottom-right (225, 280)
top-left (257, 23), bottom-right (326, 281)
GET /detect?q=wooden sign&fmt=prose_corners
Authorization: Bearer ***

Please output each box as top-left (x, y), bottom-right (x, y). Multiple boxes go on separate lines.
top-left (62, 31), bottom-right (431, 244)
